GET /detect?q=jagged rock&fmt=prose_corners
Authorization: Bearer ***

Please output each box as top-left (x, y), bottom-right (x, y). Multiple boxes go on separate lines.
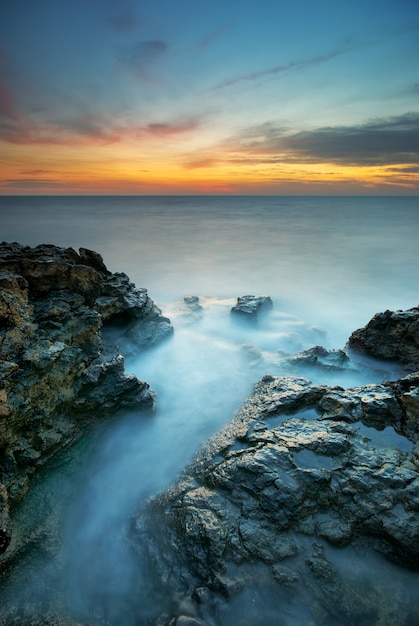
top-left (0, 242), bottom-right (172, 560)
top-left (136, 371), bottom-right (419, 625)
top-left (97, 272), bottom-right (174, 351)
top-left (348, 306), bottom-right (419, 371)
top-left (230, 295), bottom-right (273, 324)
top-left (284, 345), bottom-right (350, 370)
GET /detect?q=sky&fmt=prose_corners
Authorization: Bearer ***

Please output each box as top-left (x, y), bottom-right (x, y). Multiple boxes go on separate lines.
top-left (1, 0), bottom-right (418, 195)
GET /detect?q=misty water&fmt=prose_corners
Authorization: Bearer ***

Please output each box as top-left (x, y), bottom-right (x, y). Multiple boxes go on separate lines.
top-left (1, 195), bottom-right (418, 624)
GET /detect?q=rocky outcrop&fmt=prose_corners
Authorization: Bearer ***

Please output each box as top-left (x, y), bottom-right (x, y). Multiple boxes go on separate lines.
top-left (230, 295), bottom-right (273, 324)
top-left (2, 261), bottom-right (419, 626)
top-left (136, 372), bottom-right (419, 624)
top-left (348, 306), bottom-right (419, 371)
top-left (0, 242), bottom-right (172, 557)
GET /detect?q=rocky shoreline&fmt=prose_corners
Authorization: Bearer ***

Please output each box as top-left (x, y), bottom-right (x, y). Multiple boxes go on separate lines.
top-left (0, 243), bottom-right (418, 625)
top-left (0, 242), bottom-right (172, 562)
top-left (138, 372), bottom-right (418, 624)
top-left (134, 305), bottom-right (419, 625)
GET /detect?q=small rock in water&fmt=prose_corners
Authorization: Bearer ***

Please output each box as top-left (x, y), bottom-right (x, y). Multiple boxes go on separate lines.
top-left (184, 295), bottom-right (203, 312)
top-left (231, 295), bottom-right (273, 324)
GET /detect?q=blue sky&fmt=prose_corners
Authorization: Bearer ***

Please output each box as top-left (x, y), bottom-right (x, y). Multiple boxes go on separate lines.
top-left (1, 0), bottom-right (418, 193)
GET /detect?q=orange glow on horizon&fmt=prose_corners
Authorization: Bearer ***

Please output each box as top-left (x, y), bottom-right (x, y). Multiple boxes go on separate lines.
top-left (1, 138), bottom-right (418, 195)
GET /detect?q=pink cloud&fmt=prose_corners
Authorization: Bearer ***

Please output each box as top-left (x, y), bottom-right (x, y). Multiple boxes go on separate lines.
top-left (0, 54), bottom-right (200, 146)
top-left (0, 95), bottom-right (200, 146)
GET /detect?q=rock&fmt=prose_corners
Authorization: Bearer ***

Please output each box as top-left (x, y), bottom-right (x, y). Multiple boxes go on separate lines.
top-left (97, 272), bottom-right (174, 352)
top-left (0, 242), bottom-right (172, 562)
top-left (280, 345), bottom-right (351, 372)
top-left (183, 296), bottom-right (203, 313)
top-left (136, 371), bottom-right (419, 624)
top-left (304, 543), bottom-right (377, 623)
top-left (173, 296), bottom-right (204, 325)
top-left (347, 306), bottom-right (419, 371)
top-left (230, 295), bottom-right (273, 324)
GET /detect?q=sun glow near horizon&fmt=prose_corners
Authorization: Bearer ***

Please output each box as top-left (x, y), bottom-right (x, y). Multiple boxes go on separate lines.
top-left (1, 0), bottom-right (418, 195)
top-left (3, 139), bottom-right (417, 195)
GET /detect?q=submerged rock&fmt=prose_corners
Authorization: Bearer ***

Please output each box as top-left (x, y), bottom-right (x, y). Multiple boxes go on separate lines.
top-left (230, 295), bottom-right (273, 324)
top-left (0, 242), bottom-right (172, 560)
top-left (136, 369), bottom-right (419, 624)
top-left (280, 345), bottom-right (351, 371)
top-left (183, 296), bottom-right (203, 313)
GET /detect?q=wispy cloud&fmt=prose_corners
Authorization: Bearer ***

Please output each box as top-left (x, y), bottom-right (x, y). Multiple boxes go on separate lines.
top-left (0, 71), bottom-right (35, 143)
top-left (211, 48), bottom-right (345, 91)
top-left (105, 13), bottom-right (139, 32)
top-left (0, 85), bottom-right (201, 146)
top-left (197, 22), bottom-right (235, 50)
top-left (20, 169), bottom-right (56, 175)
top-left (387, 165), bottom-right (419, 173)
top-left (116, 40), bottom-right (168, 81)
top-left (0, 179), bottom-right (66, 189)
top-left (100, 0), bottom-right (139, 32)
top-left (0, 59), bottom-right (201, 146)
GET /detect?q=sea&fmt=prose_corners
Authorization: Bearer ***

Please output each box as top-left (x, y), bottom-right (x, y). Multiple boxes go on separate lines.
top-left (0, 195), bottom-right (418, 624)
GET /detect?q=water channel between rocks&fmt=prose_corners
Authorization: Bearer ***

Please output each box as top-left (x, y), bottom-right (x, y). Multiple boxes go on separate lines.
top-left (1, 296), bottom-right (417, 625)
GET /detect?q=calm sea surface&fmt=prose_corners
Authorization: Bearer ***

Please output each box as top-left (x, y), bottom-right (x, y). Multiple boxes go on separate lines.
top-left (1, 195), bottom-right (418, 624)
top-left (1, 195), bottom-right (418, 339)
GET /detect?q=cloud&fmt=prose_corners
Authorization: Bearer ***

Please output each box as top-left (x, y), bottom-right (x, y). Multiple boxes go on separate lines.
top-left (143, 121), bottom-right (199, 137)
top-left (0, 81), bottom-right (19, 122)
top-left (184, 156), bottom-right (220, 169)
top-left (105, 12), bottom-right (138, 32)
top-left (211, 48), bottom-right (345, 91)
top-left (0, 71), bottom-right (35, 143)
top-left (183, 113), bottom-right (419, 173)
top-left (0, 87), bottom-right (200, 146)
top-left (197, 22), bottom-right (235, 50)
top-left (20, 169), bottom-right (55, 175)
top-left (281, 112), bottom-right (419, 165)
top-left (230, 113), bottom-right (419, 166)
top-left (387, 165), bottom-right (419, 173)
top-left (116, 40), bottom-right (168, 80)
top-left (105, 13), bottom-right (139, 31)
top-left (0, 179), bottom-right (66, 189)
top-left (97, 0), bottom-right (139, 31)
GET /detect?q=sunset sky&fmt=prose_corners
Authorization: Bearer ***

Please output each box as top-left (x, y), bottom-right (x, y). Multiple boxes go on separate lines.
top-left (1, 0), bottom-right (418, 194)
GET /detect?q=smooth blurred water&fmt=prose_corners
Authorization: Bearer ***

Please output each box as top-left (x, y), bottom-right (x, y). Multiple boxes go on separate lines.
top-left (1, 195), bottom-right (418, 624)
top-left (1, 195), bottom-right (418, 343)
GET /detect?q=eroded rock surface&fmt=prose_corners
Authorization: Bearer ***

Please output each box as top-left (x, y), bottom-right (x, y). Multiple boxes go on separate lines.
top-left (137, 372), bottom-right (419, 625)
top-left (0, 242), bottom-right (172, 559)
top-left (348, 307), bottom-right (419, 371)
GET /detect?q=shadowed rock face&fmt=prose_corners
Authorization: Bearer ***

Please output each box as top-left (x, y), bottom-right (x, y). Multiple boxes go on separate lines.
top-left (137, 370), bottom-right (419, 625)
top-left (0, 242), bottom-right (173, 557)
top-left (347, 307), bottom-right (419, 371)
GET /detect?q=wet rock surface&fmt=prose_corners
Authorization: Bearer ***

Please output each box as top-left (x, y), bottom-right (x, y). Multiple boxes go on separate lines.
top-left (1, 253), bottom-right (419, 626)
top-left (231, 295), bottom-right (273, 324)
top-left (0, 242), bottom-right (172, 562)
top-left (137, 369), bottom-right (419, 625)
top-left (347, 306), bottom-right (419, 371)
